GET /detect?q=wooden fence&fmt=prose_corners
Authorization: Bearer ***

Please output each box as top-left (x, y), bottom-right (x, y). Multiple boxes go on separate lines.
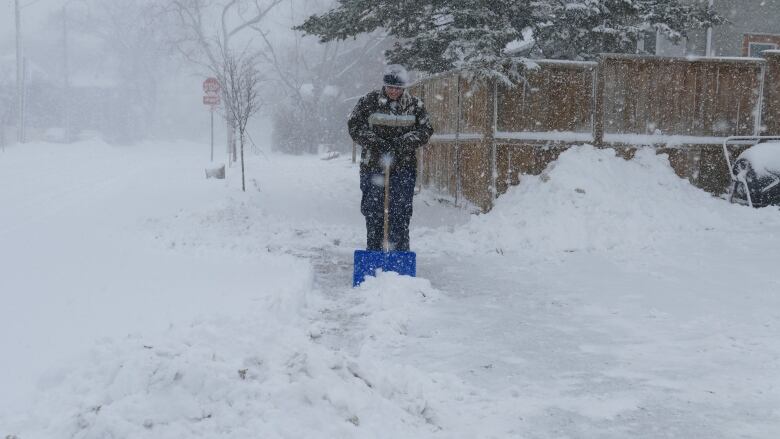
top-left (410, 53), bottom-right (777, 211)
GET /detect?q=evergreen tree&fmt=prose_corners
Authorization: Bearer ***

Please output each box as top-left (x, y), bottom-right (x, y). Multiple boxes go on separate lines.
top-left (295, 0), bottom-right (722, 76)
top-left (533, 0), bottom-right (724, 60)
top-left (296, 0), bottom-right (536, 77)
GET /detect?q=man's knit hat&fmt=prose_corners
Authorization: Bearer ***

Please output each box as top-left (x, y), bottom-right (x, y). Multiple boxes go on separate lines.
top-left (383, 64), bottom-right (409, 87)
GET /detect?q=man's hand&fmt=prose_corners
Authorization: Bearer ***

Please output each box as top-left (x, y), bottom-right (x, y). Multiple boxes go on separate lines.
top-left (378, 138), bottom-right (395, 153)
top-left (393, 133), bottom-right (419, 154)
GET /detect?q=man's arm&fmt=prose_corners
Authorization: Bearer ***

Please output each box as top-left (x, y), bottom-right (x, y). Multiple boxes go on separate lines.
top-left (348, 95), bottom-right (390, 151)
top-left (397, 98), bottom-right (433, 152)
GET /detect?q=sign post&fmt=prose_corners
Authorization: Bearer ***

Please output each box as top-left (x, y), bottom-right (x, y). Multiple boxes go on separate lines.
top-left (210, 103), bottom-right (214, 162)
top-left (211, 104), bottom-right (214, 162)
top-left (202, 78), bottom-right (221, 162)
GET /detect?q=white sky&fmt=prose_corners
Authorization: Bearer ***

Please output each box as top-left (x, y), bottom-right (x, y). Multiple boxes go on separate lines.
top-left (0, 0), bottom-right (320, 63)
top-left (1, 0), bottom-right (64, 51)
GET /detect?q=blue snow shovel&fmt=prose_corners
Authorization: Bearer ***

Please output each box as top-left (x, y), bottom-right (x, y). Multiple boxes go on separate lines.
top-left (353, 159), bottom-right (416, 286)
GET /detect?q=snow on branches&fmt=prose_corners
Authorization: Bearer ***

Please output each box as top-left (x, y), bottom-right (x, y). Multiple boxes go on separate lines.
top-left (295, 0), bottom-right (723, 79)
top-left (533, 0), bottom-right (725, 60)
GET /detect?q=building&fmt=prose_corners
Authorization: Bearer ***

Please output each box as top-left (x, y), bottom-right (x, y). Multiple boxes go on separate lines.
top-left (657, 0), bottom-right (780, 57)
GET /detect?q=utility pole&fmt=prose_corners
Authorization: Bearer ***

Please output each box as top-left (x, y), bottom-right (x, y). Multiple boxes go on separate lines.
top-left (62, 4), bottom-right (71, 142)
top-left (15, 0), bottom-right (25, 143)
top-left (706, 0), bottom-right (714, 57)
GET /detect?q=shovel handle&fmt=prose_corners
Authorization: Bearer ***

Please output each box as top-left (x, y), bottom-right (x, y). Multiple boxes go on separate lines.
top-left (383, 161), bottom-right (391, 252)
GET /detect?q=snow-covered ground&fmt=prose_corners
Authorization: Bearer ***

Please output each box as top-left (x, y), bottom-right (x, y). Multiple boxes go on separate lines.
top-left (1, 140), bottom-right (780, 438)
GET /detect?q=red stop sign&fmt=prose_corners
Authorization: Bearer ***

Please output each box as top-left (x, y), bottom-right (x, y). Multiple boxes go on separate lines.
top-left (203, 77), bottom-right (220, 94)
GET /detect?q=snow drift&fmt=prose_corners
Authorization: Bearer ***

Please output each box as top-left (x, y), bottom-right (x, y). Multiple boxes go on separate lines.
top-left (3, 270), bottom-right (463, 439)
top-left (418, 145), bottom-right (778, 255)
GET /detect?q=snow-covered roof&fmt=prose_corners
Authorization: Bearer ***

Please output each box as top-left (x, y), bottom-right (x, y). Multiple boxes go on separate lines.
top-left (0, 52), bottom-right (116, 88)
top-left (70, 70), bottom-right (119, 89)
top-left (0, 54), bottom-right (53, 84)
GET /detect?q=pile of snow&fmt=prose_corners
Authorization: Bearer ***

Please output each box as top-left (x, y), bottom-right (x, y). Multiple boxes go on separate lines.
top-left (6, 321), bottom-right (424, 438)
top-left (3, 274), bottom-right (466, 439)
top-left (418, 145), bottom-right (777, 255)
top-left (737, 141), bottom-right (780, 176)
top-left (350, 272), bottom-right (441, 354)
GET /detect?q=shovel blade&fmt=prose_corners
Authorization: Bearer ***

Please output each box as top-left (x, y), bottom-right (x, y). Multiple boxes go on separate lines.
top-left (353, 250), bottom-right (417, 287)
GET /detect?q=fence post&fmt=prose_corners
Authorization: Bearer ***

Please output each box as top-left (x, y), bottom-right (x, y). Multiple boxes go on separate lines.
top-left (593, 57), bottom-right (606, 147)
top-left (755, 63), bottom-right (767, 136)
top-left (485, 77), bottom-right (497, 211)
top-left (762, 51), bottom-right (780, 135)
top-left (455, 74), bottom-right (461, 205)
top-left (416, 82), bottom-right (425, 191)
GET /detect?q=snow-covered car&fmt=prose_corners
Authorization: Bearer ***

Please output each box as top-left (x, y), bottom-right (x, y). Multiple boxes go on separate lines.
top-left (729, 141), bottom-right (780, 207)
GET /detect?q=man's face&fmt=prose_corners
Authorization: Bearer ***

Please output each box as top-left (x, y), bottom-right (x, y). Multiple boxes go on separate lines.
top-left (384, 85), bottom-right (404, 101)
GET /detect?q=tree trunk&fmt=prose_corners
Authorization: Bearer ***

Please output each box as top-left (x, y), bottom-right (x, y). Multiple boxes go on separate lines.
top-left (240, 129), bottom-right (246, 192)
top-left (231, 124), bottom-right (237, 162)
top-left (225, 115), bottom-right (237, 163)
top-left (16, 0), bottom-right (24, 143)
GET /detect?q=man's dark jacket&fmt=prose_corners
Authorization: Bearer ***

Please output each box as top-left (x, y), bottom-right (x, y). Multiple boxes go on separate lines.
top-left (348, 89), bottom-right (434, 173)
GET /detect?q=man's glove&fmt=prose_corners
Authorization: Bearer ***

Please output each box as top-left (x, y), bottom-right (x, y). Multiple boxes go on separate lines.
top-left (378, 138), bottom-right (394, 153)
top-left (366, 138), bottom-right (393, 158)
top-left (394, 133), bottom-right (420, 155)
top-left (389, 141), bottom-right (405, 157)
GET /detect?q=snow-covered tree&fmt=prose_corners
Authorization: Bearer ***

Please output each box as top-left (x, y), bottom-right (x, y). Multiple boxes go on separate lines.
top-left (295, 0), bottom-right (723, 76)
top-left (295, 0), bottom-right (535, 76)
top-left (533, 0), bottom-right (725, 60)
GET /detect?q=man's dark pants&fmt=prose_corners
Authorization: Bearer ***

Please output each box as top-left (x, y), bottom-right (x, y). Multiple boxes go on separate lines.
top-left (360, 167), bottom-right (416, 251)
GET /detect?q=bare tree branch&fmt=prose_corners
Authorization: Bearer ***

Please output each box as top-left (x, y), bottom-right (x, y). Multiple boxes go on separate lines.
top-left (166, 0), bottom-right (281, 162)
top-left (218, 46), bottom-right (263, 191)
top-left (226, 0), bottom-right (282, 39)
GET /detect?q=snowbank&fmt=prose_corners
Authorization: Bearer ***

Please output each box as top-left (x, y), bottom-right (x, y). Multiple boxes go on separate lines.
top-left (418, 145), bottom-right (777, 255)
top-left (3, 273), bottom-right (469, 439)
top-left (351, 272), bottom-right (441, 353)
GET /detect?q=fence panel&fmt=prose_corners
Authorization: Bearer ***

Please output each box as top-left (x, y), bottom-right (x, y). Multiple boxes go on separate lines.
top-left (459, 77), bottom-right (490, 135)
top-left (416, 54), bottom-right (777, 212)
top-left (496, 61), bottom-right (596, 134)
top-left (601, 55), bottom-right (764, 139)
top-left (423, 74), bottom-right (459, 134)
top-left (458, 142), bottom-right (492, 211)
